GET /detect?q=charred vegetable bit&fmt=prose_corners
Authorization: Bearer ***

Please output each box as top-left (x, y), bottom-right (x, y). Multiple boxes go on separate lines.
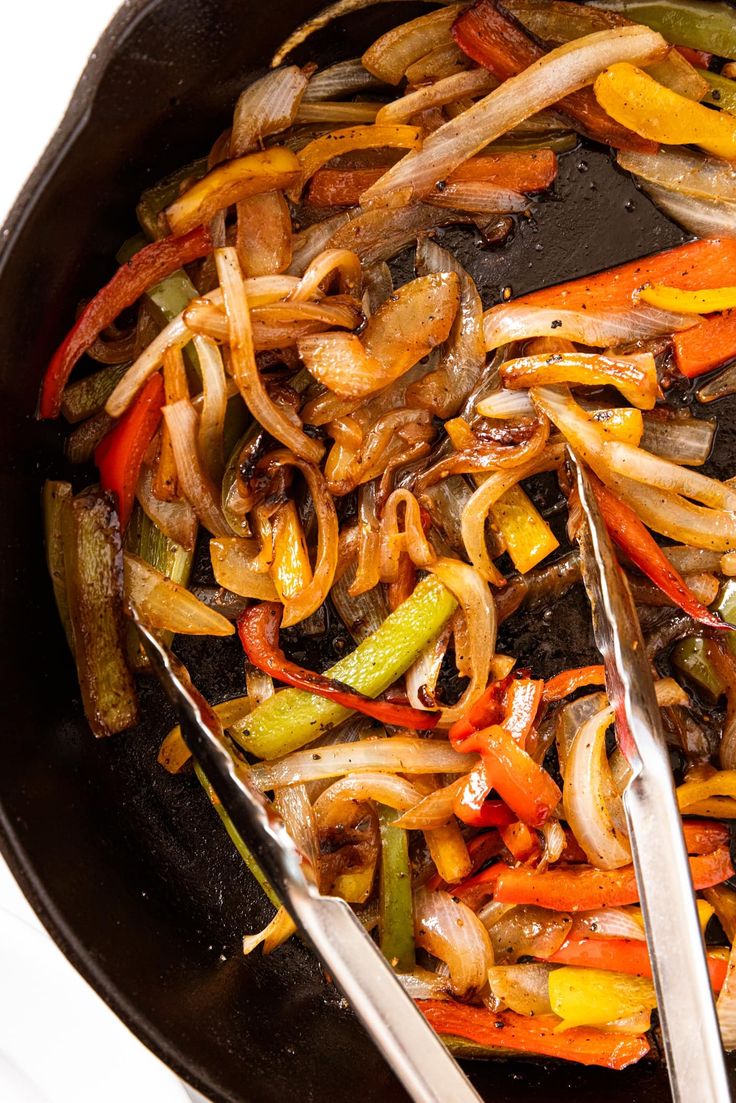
top-left (40, 0), bottom-right (736, 1072)
top-left (62, 488), bottom-right (138, 737)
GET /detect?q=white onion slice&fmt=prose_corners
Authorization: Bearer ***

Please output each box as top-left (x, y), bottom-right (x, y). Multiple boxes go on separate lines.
top-left (640, 411), bottom-right (715, 467)
top-left (718, 940), bottom-right (736, 1050)
top-left (231, 66), bottom-right (308, 156)
top-left (106, 313), bottom-right (191, 418)
top-left (618, 146), bottom-right (736, 204)
top-left (242, 907), bottom-right (296, 956)
top-left (288, 211), bottom-right (358, 275)
top-left (124, 553), bottom-right (233, 636)
top-left (483, 303), bottom-right (695, 352)
top-left (210, 537), bottom-right (279, 600)
top-left (393, 777), bottom-right (466, 830)
top-left (194, 335), bottom-right (227, 482)
top-left (136, 463), bottom-right (198, 551)
top-left (477, 389), bottom-right (536, 419)
top-left (398, 967), bottom-right (452, 1000)
top-left (487, 963), bottom-right (554, 1016)
top-left (569, 908), bottom-right (647, 943)
top-left (563, 704), bottom-right (632, 870)
top-left (162, 399), bottom-right (231, 536)
top-left (361, 26), bottom-right (667, 207)
top-left (603, 441), bottom-right (736, 511)
top-left (377, 68), bottom-right (498, 126)
top-left (313, 772), bottom-right (423, 828)
top-left (414, 888), bottom-right (494, 999)
top-left (638, 180), bottom-right (736, 240)
top-left (302, 59), bottom-right (385, 102)
top-left (248, 737), bottom-right (477, 790)
top-left (427, 557), bottom-right (496, 726)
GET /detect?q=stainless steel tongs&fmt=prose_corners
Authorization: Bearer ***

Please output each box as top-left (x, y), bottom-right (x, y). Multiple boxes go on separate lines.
top-left (131, 605), bottom-right (482, 1103)
top-left (569, 448), bottom-right (731, 1103)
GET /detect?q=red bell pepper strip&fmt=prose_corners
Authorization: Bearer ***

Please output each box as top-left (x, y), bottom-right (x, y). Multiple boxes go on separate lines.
top-left (591, 477), bottom-right (732, 631)
top-left (417, 1000), bottom-right (650, 1070)
top-left (39, 225), bottom-right (212, 418)
top-left (307, 150), bottom-right (558, 206)
top-left (674, 308), bottom-right (736, 378)
top-left (543, 666), bottom-right (606, 703)
top-left (518, 238), bottom-right (736, 314)
top-left (452, 760), bottom-right (518, 827)
top-left (677, 46), bottom-right (712, 69)
top-left (478, 723), bottom-right (562, 827)
top-left (448, 678), bottom-right (509, 750)
top-left (94, 372), bottom-right (165, 529)
top-left (452, 0), bottom-right (657, 154)
top-left (544, 937), bottom-right (727, 992)
top-left (493, 846), bottom-right (734, 910)
top-left (237, 602), bottom-right (440, 729)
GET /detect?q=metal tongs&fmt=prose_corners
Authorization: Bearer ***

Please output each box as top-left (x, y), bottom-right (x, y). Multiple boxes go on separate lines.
top-left (569, 449), bottom-right (731, 1103)
top-left (130, 606), bottom-right (482, 1103)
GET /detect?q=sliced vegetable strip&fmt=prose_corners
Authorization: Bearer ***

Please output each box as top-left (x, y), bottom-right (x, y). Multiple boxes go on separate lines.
top-left (493, 846), bottom-right (734, 909)
top-left (236, 576), bottom-right (457, 759)
top-left (237, 602), bottom-right (440, 730)
top-left (418, 1000), bottom-right (650, 1069)
top-left (674, 310), bottom-right (736, 378)
top-left (452, 0), bottom-right (659, 153)
top-left (545, 937), bottom-right (727, 991)
top-left (39, 226), bottom-right (211, 418)
top-left (95, 373), bottom-right (164, 529)
top-left (591, 477), bottom-right (732, 631)
top-left (544, 666), bottom-right (606, 702)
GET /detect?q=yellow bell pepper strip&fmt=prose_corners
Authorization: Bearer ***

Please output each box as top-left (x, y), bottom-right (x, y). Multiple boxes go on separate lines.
top-left (678, 770), bottom-right (736, 815)
top-left (640, 284), bottom-right (736, 314)
top-left (701, 69), bottom-right (736, 115)
top-left (234, 576), bottom-right (457, 759)
top-left (166, 147), bottom-right (300, 235)
top-left (549, 966), bottom-right (656, 1032)
top-left (490, 485), bottom-right (559, 574)
top-left (378, 805), bottom-right (415, 972)
top-left (270, 500), bottom-right (313, 605)
top-left (291, 125), bottom-right (421, 200)
top-left (545, 938), bottom-right (727, 991)
top-left (594, 63), bottom-right (736, 160)
top-left (588, 406), bottom-right (644, 445)
top-left (159, 695), bottom-right (252, 775)
top-left (417, 1000), bottom-right (650, 1069)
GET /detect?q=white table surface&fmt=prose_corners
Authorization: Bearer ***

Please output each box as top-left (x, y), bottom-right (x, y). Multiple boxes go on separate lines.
top-left (1, 4), bottom-right (211, 1100)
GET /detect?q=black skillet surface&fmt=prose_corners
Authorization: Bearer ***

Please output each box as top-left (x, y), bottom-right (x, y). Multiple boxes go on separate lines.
top-left (1, 1), bottom-right (735, 1100)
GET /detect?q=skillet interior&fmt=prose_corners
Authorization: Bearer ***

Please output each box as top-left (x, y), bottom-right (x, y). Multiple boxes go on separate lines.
top-left (0, 1), bottom-right (734, 1099)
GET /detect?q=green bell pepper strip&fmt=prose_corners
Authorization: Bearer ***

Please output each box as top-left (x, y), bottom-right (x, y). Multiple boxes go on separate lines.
top-left (62, 488), bottom-right (138, 737)
top-left (590, 1), bottom-right (736, 59)
top-left (65, 411), bottom-right (115, 465)
top-left (61, 362), bottom-right (130, 424)
top-left (673, 579), bottom-right (736, 699)
top-left (378, 805), bottom-right (415, 972)
top-left (194, 763), bottom-right (280, 908)
top-left (234, 576), bottom-right (458, 759)
top-left (42, 480), bottom-right (74, 650)
top-left (700, 69), bottom-right (736, 114)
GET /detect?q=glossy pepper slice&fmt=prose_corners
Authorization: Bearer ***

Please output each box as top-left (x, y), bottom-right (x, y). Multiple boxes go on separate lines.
top-left (545, 937), bottom-right (727, 991)
top-left (591, 477), bottom-right (732, 631)
top-left (589, 0), bottom-right (736, 60)
top-left (594, 63), bottom-right (736, 159)
top-left (418, 1000), bottom-right (650, 1069)
top-left (234, 576), bottom-right (456, 758)
top-left (238, 602), bottom-right (441, 731)
top-left (39, 225), bottom-right (212, 418)
top-left (639, 284), bottom-right (736, 314)
top-left (95, 372), bottom-right (165, 530)
top-left (452, 0), bottom-right (658, 153)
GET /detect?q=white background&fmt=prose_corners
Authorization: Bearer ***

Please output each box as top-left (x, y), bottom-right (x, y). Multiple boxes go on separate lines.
top-left (1, 4), bottom-right (206, 1101)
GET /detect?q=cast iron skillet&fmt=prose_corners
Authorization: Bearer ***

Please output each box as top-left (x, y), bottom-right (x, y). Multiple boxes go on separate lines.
top-left (1, 1), bottom-right (735, 1100)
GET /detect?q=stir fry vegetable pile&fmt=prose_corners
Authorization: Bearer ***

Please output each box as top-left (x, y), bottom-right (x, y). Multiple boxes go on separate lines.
top-left (41, 0), bottom-right (736, 1071)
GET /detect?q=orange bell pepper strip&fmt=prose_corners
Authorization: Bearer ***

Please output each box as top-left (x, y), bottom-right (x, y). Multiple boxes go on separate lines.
top-left (452, 0), bottom-right (658, 154)
top-left (543, 666), bottom-right (606, 703)
top-left (682, 818), bottom-right (731, 855)
top-left (417, 1000), bottom-right (650, 1069)
top-left (94, 372), bottom-right (165, 530)
top-left (480, 723), bottom-right (562, 827)
top-left (678, 47), bottom-right (712, 69)
top-left (499, 820), bottom-right (540, 862)
top-left (517, 238), bottom-right (736, 313)
top-left (494, 846), bottom-right (734, 911)
top-left (39, 225), bottom-right (212, 418)
top-left (592, 477), bottom-right (733, 632)
top-left (544, 937), bottom-right (727, 992)
top-left (306, 150), bottom-right (558, 206)
top-left (448, 676), bottom-right (510, 749)
top-left (674, 309), bottom-right (736, 378)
